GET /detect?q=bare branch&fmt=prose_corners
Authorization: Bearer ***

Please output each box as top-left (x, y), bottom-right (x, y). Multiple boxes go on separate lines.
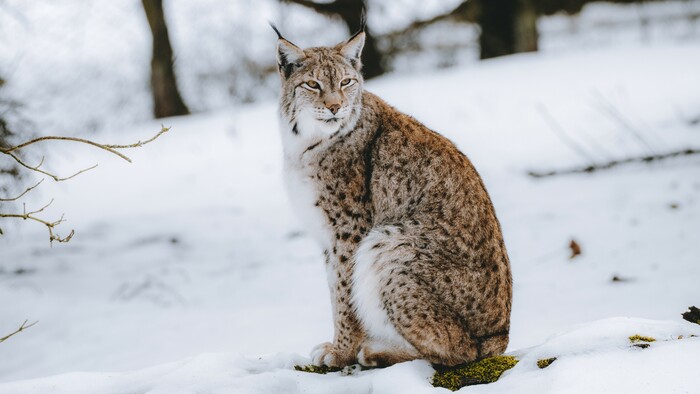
top-left (0, 126), bottom-right (170, 244)
top-left (0, 199), bottom-right (74, 244)
top-left (2, 136), bottom-right (132, 162)
top-left (0, 126), bottom-right (169, 182)
top-left (55, 164), bottom-right (99, 182)
top-left (0, 320), bottom-right (38, 344)
top-left (528, 148), bottom-right (700, 178)
top-left (25, 198), bottom-right (54, 216)
top-left (0, 179), bottom-right (44, 202)
top-left (5, 151), bottom-right (99, 182)
top-left (103, 125), bottom-right (171, 149)
top-left (0, 126), bottom-right (172, 179)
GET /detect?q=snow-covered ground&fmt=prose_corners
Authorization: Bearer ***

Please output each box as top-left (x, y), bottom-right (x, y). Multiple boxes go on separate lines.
top-left (1, 318), bottom-right (698, 393)
top-left (1, 16), bottom-right (700, 394)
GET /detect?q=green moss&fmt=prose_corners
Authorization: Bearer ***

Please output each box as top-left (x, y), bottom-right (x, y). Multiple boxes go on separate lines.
top-left (537, 357), bottom-right (557, 369)
top-left (432, 356), bottom-right (518, 391)
top-left (294, 364), bottom-right (342, 374)
top-left (629, 334), bottom-right (656, 343)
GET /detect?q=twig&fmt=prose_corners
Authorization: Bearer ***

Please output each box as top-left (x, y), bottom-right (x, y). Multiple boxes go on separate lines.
top-left (2, 136), bottom-right (132, 162)
top-left (103, 125), bottom-right (170, 149)
top-left (528, 148), bottom-right (700, 178)
top-left (0, 320), bottom-right (38, 344)
top-left (0, 126), bottom-right (170, 244)
top-left (5, 151), bottom-right (98, 182)
top-left (537, 103), bottom-right (597, 164)
top-left (0, 179), bottom-right (44, 202)
top-left (0, 126), bottom-right (171, 181)
top-left (593, 91), bottom-right (658, 155)
top-left (0, 199), bottom-right (74, 244)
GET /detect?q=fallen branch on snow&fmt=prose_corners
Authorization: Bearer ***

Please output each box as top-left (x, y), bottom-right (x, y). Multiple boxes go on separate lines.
top-left (528, 148), bottom-right (700, 178)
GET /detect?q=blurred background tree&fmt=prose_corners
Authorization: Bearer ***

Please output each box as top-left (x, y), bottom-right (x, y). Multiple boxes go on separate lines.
top-left (142, 0), bottom-right (190, 118)
top-left (478, 0), bottom-right (539, 58)
top-left (0, 0), bottom-right (697, 139)
top-left (0, 74), bottom-right (23, 196)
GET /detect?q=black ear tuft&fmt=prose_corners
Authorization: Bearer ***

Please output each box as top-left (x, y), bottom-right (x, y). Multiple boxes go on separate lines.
top-left (272, 24), bottom-right (305, 79)
top-left (344, 7), bottom-right (367, 54)
top-left (337, 12), bottom-right (366, 72)
top-left (359, 6), bottom-right (367, 34)
top-left (269, 22), bottom-right (284, 40)
top-left (346, 7), bottom-right (366, 41)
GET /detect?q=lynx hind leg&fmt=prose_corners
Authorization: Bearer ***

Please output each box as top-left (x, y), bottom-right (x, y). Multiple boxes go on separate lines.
top-left (352, 226), bottom-right (420, 367)
top-left (352, 225), bottom-right (480, 367)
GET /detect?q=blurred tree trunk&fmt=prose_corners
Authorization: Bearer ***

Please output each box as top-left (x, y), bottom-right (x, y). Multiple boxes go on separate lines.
top-left (331, 0), bottom-right (384, 79)
top-left (477, 0), bottom-right (539, 59)
top-left (515, 0), bottom-right (539, 53)
top-left (0, 76), bottom-right (9, 148)
top-left (0, 76), bottom-right (21, 186)
top-left (0, 76), bottom-right (13, 154)
top-left (282, 0), bottom-right (385, 79)
top-left (142, 0), bottom-right (189, 118)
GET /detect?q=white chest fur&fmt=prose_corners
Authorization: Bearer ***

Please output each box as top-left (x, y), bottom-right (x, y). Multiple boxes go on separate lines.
top-left (279, 113), bottom-right (341, 251)
top-left (283, 161), bottom-right (332, 250)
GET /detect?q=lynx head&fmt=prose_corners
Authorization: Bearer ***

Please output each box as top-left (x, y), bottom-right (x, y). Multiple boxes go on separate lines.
top-left (272, 24), bottom-right (365, 137)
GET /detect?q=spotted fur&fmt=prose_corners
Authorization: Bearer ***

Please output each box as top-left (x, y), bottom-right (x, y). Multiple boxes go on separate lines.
top-left (274, 28), bottom-right (512, 368)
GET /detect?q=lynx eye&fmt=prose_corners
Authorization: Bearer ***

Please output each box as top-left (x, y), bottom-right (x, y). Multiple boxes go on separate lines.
top-left (340, 78), bottom-right (355, 87)
top-left (303, 80), bottom-right (321, 90)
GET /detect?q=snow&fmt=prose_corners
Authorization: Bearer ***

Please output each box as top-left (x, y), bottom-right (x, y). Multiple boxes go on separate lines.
top-left (1, 319), bottom-right (698, 393)
top-left (2, 3), bottom-right (700, 393)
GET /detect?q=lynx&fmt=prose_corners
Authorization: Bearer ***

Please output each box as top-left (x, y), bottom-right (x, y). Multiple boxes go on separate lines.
top-left (273, 25), bottom-right (512, 368)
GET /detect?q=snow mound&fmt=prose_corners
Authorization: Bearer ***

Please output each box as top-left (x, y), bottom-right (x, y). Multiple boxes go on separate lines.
top-left (490, 317), bottom-right (700, 394)
top-left (2, 318), bottom-right (698, 393)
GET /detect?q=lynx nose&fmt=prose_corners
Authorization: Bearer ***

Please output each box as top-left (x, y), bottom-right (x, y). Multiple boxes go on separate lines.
top-left (326, 103), bottom-right (341, 115)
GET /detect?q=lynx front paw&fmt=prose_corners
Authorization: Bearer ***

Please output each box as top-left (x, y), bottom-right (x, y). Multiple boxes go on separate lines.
top-left (310, 342), bottom-right (355, 367)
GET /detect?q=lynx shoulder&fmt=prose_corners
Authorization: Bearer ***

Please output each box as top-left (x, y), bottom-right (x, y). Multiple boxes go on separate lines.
top-left (273, 25), bottom-right (512, 367)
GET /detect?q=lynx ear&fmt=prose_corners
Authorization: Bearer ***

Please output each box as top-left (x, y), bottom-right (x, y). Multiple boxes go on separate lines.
top-left (337, 31), bottom-right (365, 71)
top-left (270, 23), bottom-right (305, 79)
top-left (337, 8), bottom-right (366, 70)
